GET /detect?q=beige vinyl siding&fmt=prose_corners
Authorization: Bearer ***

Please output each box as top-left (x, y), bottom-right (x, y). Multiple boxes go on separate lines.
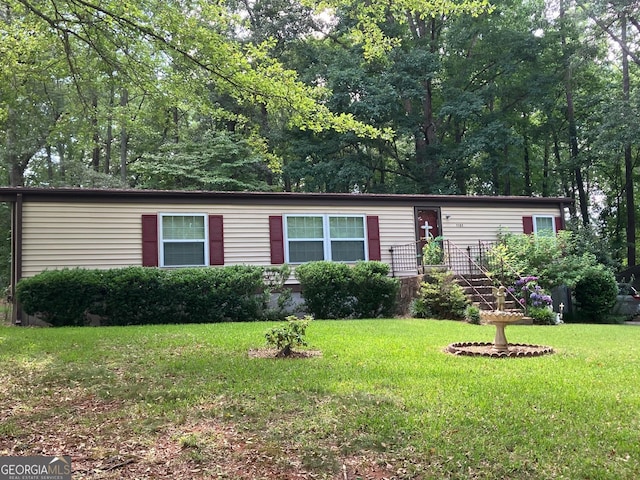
top-left (22, 203), bottom-right (144, 277)
top-left (440, 206), bottom-right (562, 247)
top-left (21, 202), bottom-right (415, 278)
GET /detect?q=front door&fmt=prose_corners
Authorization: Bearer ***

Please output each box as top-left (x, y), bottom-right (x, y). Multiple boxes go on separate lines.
top-left (416, 208), bottom-right (441, 259)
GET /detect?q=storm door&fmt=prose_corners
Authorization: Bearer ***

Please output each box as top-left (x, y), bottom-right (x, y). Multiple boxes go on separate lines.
top-left (415, 208), bottom-right (441, 262)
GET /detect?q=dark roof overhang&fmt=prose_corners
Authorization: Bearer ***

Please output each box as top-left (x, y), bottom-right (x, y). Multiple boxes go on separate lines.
top-left (0, 187), bottom-right (574, 209)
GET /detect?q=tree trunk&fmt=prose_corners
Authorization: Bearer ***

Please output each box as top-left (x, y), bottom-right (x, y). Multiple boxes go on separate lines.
top-left (58, 143), bottom-right (66, 181)
top-left (622, 13), bottom-right (636, 266)
top-left (91, 93), bottom-right (100, 172)
top-left (414, 17), bottom-right (440, 192)
top-left (105, 83), bottom-right (115, 175)
top-left (553, 129), bottom-right (577, 219)
top-left (560, 0), bottom-right (589, 225)
top-left (522, 113), bottom-right (532, 196)
top-left (502, 144), bottom-right (511, 195)
top-left (8, 156), bottom-right (25, 187)
top-left (6, 106), bottom-right (26, 186)
top-left (46, 144), bottom-right (54, 182)
top-left (454, 123), bottom-right (467, 194)
top-left (542, 136), bottom-right (550, 197)
top-left (172, 106), bottom-right (179, 143)
top-left (120, 88), bottom-right (129, 183)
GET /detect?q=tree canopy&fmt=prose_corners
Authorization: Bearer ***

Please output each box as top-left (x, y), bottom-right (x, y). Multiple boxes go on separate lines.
top-left (2, 0), bottom-right (640, 266)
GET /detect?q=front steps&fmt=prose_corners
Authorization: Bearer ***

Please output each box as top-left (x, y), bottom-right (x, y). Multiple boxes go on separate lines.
top-left (454, 275), bottom-right (516, 310)
top-left (455, 274), bottom-right (532, 325)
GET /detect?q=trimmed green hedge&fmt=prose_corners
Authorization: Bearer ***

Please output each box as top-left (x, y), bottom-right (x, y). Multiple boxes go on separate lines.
top-left (16, 266), bottom-right (267, 326)
top-left (295, 261), bottom-right (400, 319)
top-left (15, 269), bottom-right (106, 326)
top-left (17, 261), bottom-right (402, 325)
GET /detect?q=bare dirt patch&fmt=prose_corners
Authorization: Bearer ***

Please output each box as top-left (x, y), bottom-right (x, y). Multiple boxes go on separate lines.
top-left (248, 348), bottom-right (323, 359)
top-left (0, 392), bottom-right (405, 479)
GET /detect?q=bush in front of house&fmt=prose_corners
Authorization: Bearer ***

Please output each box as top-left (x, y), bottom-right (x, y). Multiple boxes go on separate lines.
top-left (350, 261), bottom-right (400, 318)
top-left (99, 267), bottom-right (169, 325)
top-left (464, 304), bottom-right (481, 324)
top-left (16, 265), bottom-right (267, 326)
top-left (16, 268), bottom-right (105, 326)
top-left (174, 265), bottom-right (266, 323)
top-left (294, 261), bottom-right (355, 319)
top-left (410, 270), bottom-right (469, 320)
top-left (528, 306), bottom-right (557, 325)
top-left (573, 266), bottom-right (618, 323)
top-left (294, 261), bottom-right (400, 319)
top-left (488, 229), bottom-right (618, 291)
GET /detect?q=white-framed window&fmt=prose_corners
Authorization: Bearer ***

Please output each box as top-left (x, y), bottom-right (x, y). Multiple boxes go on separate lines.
top-left (533, 215), bottom-right (556, 237)
top-left (285, 215), bottom-right (367, 263)
top-left (159, 213), bottom-right (209, 267)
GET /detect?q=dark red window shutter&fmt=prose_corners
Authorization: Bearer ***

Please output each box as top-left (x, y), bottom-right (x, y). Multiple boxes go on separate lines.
top-left (522, 216), bottom-right (534, 235)
top-left (209, 215), bottom-right (224, 265)
top-left (555, 216), bottom-right (563, 232)
top-left (269, 216), bottom-right (285, 264)
top-left (141, 214), bottom-right (159, 267)
top-left (366, 215), bottom-right (381, 261)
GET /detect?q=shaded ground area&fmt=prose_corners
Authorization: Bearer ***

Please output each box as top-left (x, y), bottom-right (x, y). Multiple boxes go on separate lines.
top-left (0, 392), bottom-right (400, 479)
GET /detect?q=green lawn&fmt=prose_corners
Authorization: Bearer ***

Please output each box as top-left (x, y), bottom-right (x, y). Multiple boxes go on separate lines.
top-left (0, 320), bottom-right (639, 479)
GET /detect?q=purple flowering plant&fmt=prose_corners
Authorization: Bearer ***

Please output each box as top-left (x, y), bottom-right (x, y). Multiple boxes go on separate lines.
top-left (507, 276), bottom-right (553, 309)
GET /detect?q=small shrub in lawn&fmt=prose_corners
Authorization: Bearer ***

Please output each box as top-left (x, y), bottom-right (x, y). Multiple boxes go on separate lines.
top-left (573, 266), bottom-right (618, 323)
top-left (265, 315), bottom-right (312, 357)
top-left (464, 304), bottom-right (481, 324)
top-left (411, 270), bottom-right (469, 320)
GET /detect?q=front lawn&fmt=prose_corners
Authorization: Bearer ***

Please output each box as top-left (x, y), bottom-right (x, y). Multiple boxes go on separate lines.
top-left (0, 320), bottom-right (639, 479)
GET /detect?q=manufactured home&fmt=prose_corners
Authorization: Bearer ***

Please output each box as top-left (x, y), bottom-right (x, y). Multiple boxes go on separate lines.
top-left (0, 187), bottom-right (572, 323)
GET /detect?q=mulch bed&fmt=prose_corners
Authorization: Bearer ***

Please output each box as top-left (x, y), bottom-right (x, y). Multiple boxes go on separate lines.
top-left (248, 348), bottom-right (323, 359)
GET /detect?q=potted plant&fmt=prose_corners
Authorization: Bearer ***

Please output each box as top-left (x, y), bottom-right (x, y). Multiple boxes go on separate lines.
top-left (422, 236), bottom-right (445, 271)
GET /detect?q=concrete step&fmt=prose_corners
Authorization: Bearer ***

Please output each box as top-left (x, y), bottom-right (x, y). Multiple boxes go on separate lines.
top-left (456, 274), bottom-right (524, 315)
top-left (470, 295), bottom-right (517, 307)
top-left (462, 285), bottom-right (494, 295)
top-left (457, 277), bottom-right (493, 286)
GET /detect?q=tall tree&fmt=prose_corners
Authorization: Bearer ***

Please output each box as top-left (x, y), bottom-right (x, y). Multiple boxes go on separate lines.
top-left (621, 12), bottom-right (636, 265)
top-left (1, 0), bottom-right (381, 187)
top-left (577, 0), bottom-right (640, 265)
top-left (559, 0), bottom-right (589, 225)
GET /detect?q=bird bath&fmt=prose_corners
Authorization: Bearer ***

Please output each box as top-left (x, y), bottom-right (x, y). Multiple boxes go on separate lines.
top-left (445, 309), bottom-right (554, 358)
top-left (481, 310), bottom-right (525, 353)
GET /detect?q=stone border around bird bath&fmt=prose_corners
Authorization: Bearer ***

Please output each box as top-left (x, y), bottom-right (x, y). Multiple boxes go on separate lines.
top-left (445, 341), bottom-right (554, 358)
top-left (445, 310), bottom-right (554, 358)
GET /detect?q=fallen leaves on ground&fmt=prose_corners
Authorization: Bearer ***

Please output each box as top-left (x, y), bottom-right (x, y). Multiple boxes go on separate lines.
top-left (0, 392), bottom-right (403, 479)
